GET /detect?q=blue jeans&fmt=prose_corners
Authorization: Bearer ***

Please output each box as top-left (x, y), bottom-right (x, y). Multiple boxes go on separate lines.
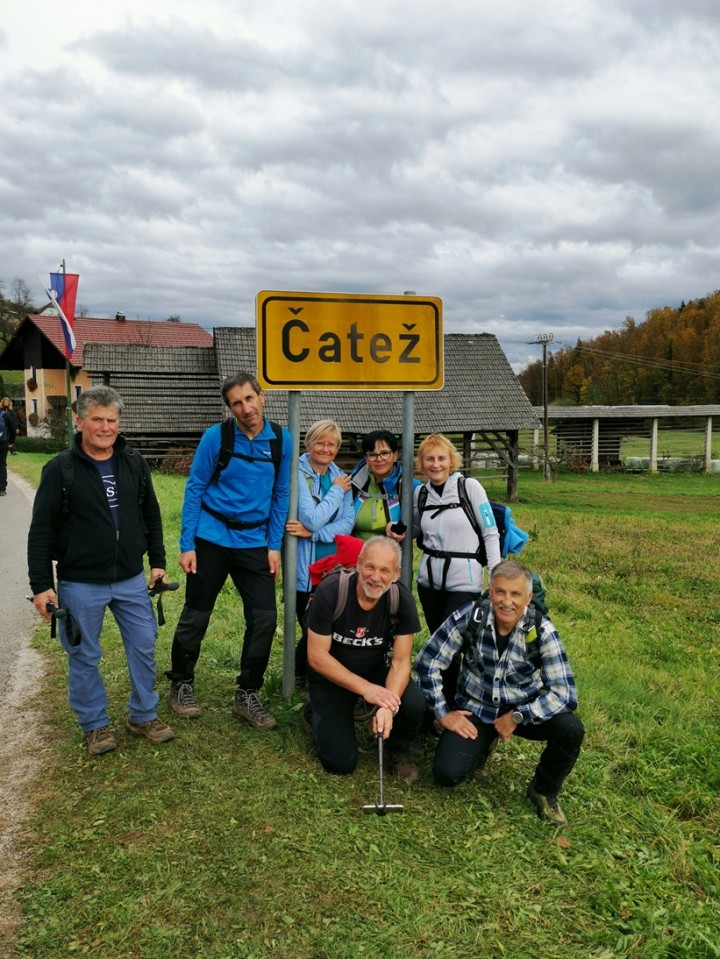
top-left (58, 574), bottom-right (159, 732)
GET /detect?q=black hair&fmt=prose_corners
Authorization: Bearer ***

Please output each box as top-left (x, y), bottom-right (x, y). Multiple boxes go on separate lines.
top-left (361, 430), bottom-right (399, 454)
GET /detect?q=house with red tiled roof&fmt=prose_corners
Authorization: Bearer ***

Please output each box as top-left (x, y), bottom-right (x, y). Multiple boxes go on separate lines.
top-left (0, 312), bottom-right (213, 433)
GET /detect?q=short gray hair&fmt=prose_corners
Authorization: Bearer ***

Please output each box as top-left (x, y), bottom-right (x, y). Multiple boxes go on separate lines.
top-left (359, 535), bottom-right (402, 568)
top-left (76, 386), bottom-right (124, 419)
top-left (489, 560), bottom-right (533, 591)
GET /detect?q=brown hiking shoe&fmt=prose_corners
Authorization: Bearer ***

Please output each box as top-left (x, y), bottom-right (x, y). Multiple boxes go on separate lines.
top-left (85, 726), bottom-right (117, 755)
top-left (125, 717), bottom-right (175, 743)
top-left (232, 689), bottom-right (277, 730)
top-left (169, 681), bottom-right (202, 719)
top-left (527, 781), bottom-right (568, 826)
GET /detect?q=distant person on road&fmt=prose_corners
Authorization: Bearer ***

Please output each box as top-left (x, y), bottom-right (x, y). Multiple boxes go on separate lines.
top-left (414, 560), bottom-right (584, 825)
top-left (166, 372), bottom-right (291, 730)
top-left (0, 397), bottom-right (17, 495)
top-left (27, 385), bottom-right (174, 755)
top-left (303, 536), bottom-right (426, 782)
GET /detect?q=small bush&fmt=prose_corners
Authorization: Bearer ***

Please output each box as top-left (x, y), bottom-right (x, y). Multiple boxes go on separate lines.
top-left (14, 435), bottom-right (65, 453)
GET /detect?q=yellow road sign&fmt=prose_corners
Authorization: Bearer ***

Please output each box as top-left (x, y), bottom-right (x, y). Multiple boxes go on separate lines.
top-left (256, 291), bottom-right (443, 390)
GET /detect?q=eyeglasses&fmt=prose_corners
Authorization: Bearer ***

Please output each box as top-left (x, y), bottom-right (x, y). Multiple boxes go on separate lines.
top-left (366, 450), bottom-right (393, 461)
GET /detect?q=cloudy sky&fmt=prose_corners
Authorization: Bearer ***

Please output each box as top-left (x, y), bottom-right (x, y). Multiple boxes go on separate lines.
top-left (1, 0), bottom-right (719, 370)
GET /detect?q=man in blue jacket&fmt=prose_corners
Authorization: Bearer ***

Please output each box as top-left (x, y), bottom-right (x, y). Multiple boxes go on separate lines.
top-left (28, 386), bottom-right (173, 755)
top-left (166, 372), bottom-right (291, 730)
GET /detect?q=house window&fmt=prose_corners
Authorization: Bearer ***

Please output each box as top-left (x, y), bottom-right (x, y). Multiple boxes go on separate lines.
top-left (74, 386), bottom-right (82, 400)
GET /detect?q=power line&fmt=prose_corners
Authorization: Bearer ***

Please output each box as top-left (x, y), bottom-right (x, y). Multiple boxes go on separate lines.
top-left (573, 345), bottom-right (720, 381)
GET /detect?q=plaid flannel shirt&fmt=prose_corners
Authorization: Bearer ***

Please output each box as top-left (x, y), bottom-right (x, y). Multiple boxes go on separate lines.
top-left (413, 601), bottom-right (578, 725)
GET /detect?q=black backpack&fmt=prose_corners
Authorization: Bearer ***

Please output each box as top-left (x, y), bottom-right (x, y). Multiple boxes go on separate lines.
top-left (0, 411), bottom-right (8, 445)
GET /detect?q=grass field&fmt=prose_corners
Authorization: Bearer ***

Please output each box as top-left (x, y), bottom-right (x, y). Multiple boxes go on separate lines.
top-left (6, 459), bottom-right (720, 959)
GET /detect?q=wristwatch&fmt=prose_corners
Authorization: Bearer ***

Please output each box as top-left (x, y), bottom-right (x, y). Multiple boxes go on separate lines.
top-left (511, 710), bottom-right (523, 726)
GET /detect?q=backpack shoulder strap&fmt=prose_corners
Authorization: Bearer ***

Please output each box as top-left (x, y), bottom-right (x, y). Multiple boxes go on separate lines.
top-left (211, 418), bottom-right (236, 485)
top-left (268, 420), bottom-right (283, 475)
top-left (124, 447), bottom-right (147, 506)
top-left (387, 582), bottom-right (401, 635)
top-left (415, 485), bottom-right (428, 547)
top-left (332, 568), bottom-right (355, 621)
top-left (456, 475), bottom-right (488, 566)
top-left (461, 593), bottom-right (491, 655)
top-left (524, 605), bottom-right (544, 669)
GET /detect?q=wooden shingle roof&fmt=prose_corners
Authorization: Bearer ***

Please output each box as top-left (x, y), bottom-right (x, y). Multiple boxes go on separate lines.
top-left (213, 328), bottom-right (539, 433)
top-left (83, 344), bottom-right (222, 433)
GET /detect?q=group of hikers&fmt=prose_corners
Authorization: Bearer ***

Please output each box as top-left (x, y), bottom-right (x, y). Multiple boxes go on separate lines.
top-left (26, 373), bottom-right (584, 827)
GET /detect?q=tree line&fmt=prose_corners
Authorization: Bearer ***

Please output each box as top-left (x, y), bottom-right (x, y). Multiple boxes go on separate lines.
top-left (518, 291), bottom-right (720, 406)
top-left (0, 277), bottom-right (36, 350)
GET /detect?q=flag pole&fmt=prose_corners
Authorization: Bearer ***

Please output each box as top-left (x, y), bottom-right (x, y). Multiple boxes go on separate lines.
top-left (61, 260), bottom-right (74, 449)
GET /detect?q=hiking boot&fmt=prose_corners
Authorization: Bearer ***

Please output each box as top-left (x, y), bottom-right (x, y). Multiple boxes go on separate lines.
top-left (388, 751), bottom-right (420, 785)
top-left (527, 781), bottom-right (567, 826)
top-left (125, 717), bottom-right (175, 743)
top-left (169, 680), bottom-right (202, 719)
top-left (232, 689), bottom-right (278, 730)
top-left (85, 726), bottom-right (117, 755)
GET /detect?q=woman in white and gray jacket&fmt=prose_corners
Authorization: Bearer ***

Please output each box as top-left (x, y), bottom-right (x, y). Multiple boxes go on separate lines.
top-left (413, 433), bottom-right (501, 639)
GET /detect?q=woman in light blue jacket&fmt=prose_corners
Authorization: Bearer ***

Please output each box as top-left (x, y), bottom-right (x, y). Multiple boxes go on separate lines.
top-left (285, 420), bottom-right (354, 678)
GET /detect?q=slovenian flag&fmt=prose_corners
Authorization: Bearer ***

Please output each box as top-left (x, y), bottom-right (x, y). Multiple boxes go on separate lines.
top-left (42, 272), bottom-right (79, 359)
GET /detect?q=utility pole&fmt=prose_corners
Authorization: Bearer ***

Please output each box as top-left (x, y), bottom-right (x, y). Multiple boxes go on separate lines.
top-left (527, 333), bottom-right (554, 481)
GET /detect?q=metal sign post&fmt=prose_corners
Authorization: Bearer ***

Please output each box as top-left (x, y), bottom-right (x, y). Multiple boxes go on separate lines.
top-left (258, 290), bottom-right (443, 696)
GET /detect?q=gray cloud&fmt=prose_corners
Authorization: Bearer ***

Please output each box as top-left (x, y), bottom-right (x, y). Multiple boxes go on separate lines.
top-left (1, 0), bottom-right (719, 370)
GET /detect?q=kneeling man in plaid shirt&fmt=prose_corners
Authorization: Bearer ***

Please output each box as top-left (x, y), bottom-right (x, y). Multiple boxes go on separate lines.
top-left (414, 560), bottom-right (584, 826)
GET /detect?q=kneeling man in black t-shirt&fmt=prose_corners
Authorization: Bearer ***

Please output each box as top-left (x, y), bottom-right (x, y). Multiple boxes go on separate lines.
top-left (305, 536), bottom-right (425, 782)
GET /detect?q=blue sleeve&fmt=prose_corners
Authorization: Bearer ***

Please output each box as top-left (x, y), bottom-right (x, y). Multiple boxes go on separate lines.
top-left (267, 426), bottom-right (292, 551)
top-left (179, 426), bottom-right (222, 552)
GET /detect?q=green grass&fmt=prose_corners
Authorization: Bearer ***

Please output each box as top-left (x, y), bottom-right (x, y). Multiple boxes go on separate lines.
top-left (8, 460), bottom-right (720, 959)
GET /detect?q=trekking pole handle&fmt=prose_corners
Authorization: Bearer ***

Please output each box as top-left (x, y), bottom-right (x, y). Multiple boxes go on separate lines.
top-left (26, 595), bottom-right (67, 619)
top-left (148, 580), bottom-right (180, 597)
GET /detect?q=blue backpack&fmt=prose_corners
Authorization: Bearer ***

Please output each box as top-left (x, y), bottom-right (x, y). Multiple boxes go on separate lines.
top-left (416, 476), bottom-right (529, 565)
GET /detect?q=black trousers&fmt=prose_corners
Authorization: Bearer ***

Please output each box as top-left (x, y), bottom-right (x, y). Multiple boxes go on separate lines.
top-left (169, 538), bottom-right (277, 689)
top-left (307, 667), bottom-right (426, 775)
top-left (418, 583), bottom-right (481, 711)
top-left (433, 711), bottom-right (585, 796)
